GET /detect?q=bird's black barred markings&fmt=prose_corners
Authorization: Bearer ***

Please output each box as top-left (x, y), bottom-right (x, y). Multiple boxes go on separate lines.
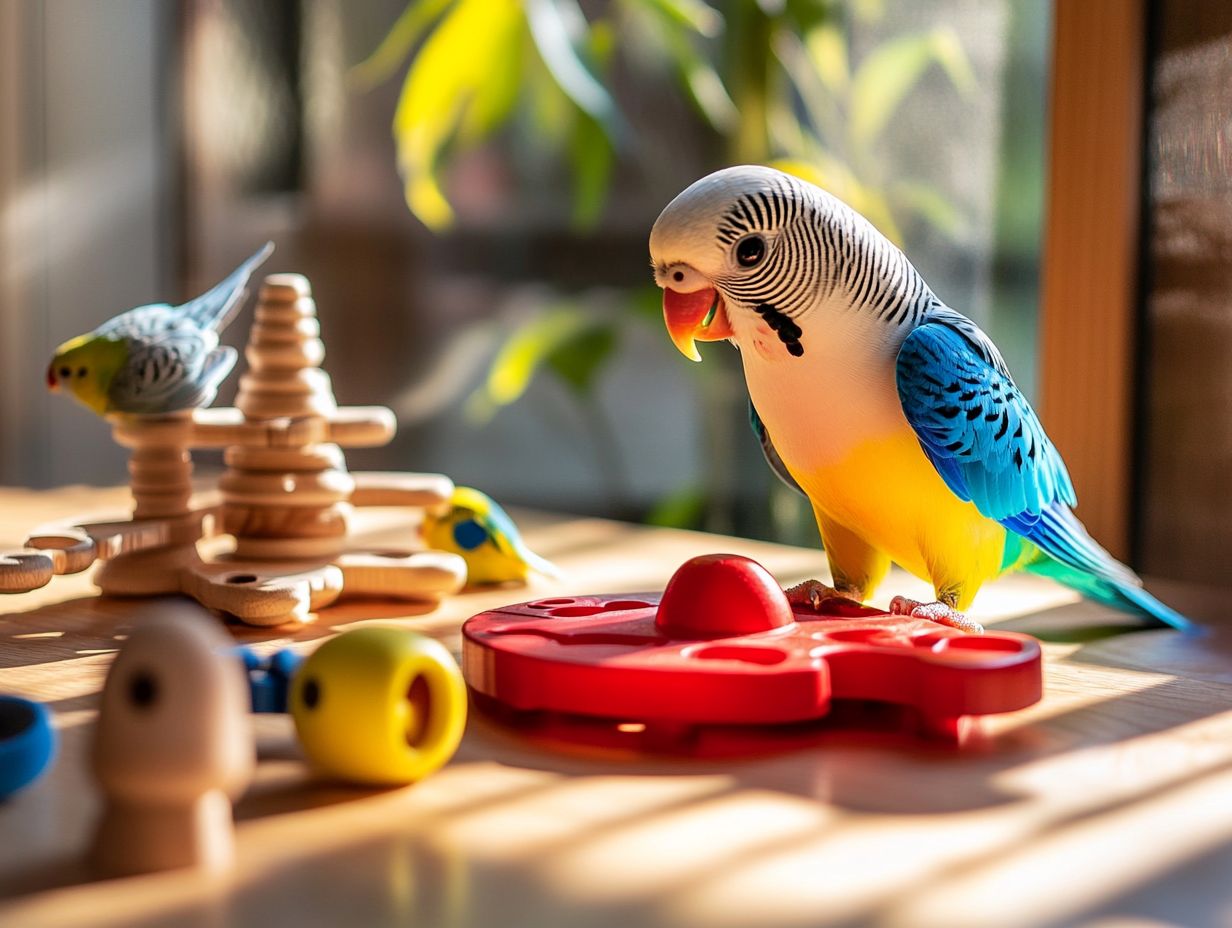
top-left (712, 177), bottom-right (937, 331)
top-left (754, 303), bottom-right (805, 357)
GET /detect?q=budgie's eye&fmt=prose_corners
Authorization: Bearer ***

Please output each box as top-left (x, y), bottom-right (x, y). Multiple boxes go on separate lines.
top-left (735, 235), bottom-right (766, 268)
top-left (59, 367), bottom-right (71, 379)
top-left (77, 367), bottom-right (87, 378)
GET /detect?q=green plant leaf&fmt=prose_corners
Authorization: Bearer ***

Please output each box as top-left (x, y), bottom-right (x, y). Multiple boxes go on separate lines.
top-left (459, 13), bottom-right (526, 142)
top-left (392, 0), bottom-right (524, 227)
top-left (852, 0), bottom-right (884, 25)
top-left (547, 323), bottom-right (617, 395)
top-left (783, 0), bottom-right (835, 33)
top-left (806, 22), bottom-right (848, 96)
top-left (637, 0), bottom-right (724, 38)
top-left (659, 22), bottom-right (737, 131)
top-left (524, 50), bottom-right (574, 148)
top-left (526, 0), bottom-right (623, 136)
top-left (349, 0), bottom-right (454, 90)
top-left (467, 305), bottom-right (607, 423)
top-left (850, 27), bottom-right (975, 149)
top-left (773, 29), bottom-right (839, 140)
top-left (646, 484), bottom-right (707, 529)
top-left (568, 111), bottom-right (614, 227)
top-left (891, 179), bottom-right (965, 239)
top-left (928, 26), bottom-right (977, 97)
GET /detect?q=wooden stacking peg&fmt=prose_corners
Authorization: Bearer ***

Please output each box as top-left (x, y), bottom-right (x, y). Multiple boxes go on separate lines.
top-left (93, 412), bottom-right (210, 597)
top-left (91, 603), bottom-right (253, 876)
top-left (219, 274), bottom-right (378, 561)
top-left (237, 274), bottom-right (333, 420)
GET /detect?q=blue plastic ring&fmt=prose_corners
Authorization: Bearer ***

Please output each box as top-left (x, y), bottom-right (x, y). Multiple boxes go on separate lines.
top-left (0, 695), bottom-right (56, 800)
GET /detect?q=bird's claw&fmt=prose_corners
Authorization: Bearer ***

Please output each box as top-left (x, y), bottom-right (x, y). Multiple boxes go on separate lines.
top-left (889, 596), bottom-right (984, 634)
top-left (785, 579), bottom-right (851, 611)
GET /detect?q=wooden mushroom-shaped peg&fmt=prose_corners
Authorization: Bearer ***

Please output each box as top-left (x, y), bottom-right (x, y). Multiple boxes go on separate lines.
top-left (91, 603), bottom-right (253, 877)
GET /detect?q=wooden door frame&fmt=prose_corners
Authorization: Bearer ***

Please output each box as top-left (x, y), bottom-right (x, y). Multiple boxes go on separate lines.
top-left (1039, 0), bottom-right (1149, 562)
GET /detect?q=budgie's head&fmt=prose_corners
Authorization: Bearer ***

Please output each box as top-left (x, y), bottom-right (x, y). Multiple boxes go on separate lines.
top-left (650, 165), bottom-right (833, 362)
top-left (47, 334), bottom-right (128, 415)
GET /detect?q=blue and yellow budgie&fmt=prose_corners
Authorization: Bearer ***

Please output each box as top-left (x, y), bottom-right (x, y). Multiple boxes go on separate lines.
top-left (649, 165), bottom-right (1193, 633)
top-left (47, 243), bottom-right (273, 416)
top-left (422, 487), bottom-right (560, 587)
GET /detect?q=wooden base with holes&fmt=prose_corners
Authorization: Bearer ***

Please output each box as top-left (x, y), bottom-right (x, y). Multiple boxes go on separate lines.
top-left (0, 273), bottom-right (466, 626)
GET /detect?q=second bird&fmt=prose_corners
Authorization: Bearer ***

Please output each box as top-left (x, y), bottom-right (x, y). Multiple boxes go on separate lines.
top-left (47, 243), bottom-right (274, 416)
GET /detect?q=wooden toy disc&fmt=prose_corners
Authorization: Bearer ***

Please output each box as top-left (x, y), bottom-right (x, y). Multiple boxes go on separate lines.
top-left (237, 368), bottom-right (331, 396)
top-left (244, 340), bottom-right (326, 372)
top-left (219, 469), bottom-right (355, 506)
top-left (224, 444), bottom-right (346, 473)
top-left (223, 503), bottom-right (349, 539)
top-left (232, 534), bottom-right (348, 561)
top-left (259, 274), bottom-right (311, 301)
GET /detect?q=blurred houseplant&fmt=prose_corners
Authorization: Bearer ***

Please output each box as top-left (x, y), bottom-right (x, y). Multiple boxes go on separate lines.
top-left (356, 0), bottom-right (972, 530)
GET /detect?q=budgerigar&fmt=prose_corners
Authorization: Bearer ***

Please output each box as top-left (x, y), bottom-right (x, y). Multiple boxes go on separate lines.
top-left (422, 486), bottom-right (560, 586)
top-left (47, 243), bottom-right (274, 416)
top-left (649, 166), bottom-right (1192, 633)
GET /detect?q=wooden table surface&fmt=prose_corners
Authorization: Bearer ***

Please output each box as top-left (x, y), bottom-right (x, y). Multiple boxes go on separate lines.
top-left (2, 485), bottom-right (1230, 928)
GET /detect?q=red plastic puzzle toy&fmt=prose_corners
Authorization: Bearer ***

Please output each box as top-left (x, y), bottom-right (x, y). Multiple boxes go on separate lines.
top-left (462, 554), bottom-right (1043, 754)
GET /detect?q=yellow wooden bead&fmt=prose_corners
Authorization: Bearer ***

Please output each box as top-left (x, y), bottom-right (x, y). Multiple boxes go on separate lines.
top-left (289, 628), bottom-right (466, 786)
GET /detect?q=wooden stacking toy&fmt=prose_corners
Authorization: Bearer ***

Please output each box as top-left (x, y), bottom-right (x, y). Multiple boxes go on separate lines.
top-left (0, 274), bottom-right (466, 625)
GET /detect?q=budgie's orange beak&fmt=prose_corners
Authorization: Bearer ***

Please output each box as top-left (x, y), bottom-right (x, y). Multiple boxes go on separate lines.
top-left (663, 287), bottom-right (732, 362)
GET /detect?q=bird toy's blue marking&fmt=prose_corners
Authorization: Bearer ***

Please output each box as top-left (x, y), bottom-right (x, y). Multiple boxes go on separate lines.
top-left (453, 519), bottom-right (490, 551)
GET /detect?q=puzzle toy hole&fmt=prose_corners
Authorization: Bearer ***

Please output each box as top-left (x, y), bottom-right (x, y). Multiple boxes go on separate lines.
top-left (226, 574), bottom-right (259, 585)
top-left (405, 675), bottom-right (431, 747)
top-left (692, 646), bottom-right (788, 665)
top-left (819, 628), bottom-right (889, 644)
top-left (603, 600), bottom-right (652, 611)
top-left (548, 605), bottom-right (604, 617)
top-left (942, 636), bottom-right (1025, 653)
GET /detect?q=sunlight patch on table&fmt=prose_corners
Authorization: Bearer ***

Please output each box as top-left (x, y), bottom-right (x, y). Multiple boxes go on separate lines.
top-left (542, 790), bottom-right (836, 903)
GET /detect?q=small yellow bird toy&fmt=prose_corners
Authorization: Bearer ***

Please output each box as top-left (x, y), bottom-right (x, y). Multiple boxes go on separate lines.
top-left (422, 486), bottom-right (560, 587)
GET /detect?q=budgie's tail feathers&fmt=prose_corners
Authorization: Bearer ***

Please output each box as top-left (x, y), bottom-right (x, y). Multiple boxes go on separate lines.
top-left (519, 546), bottom-right (563, 580)
top-left (1024, 549), bottom-right (1196, 633)
top-left (1007, 502), bottom-right (1195, 631)
top-left (180, 241), bottom-right (275, 333)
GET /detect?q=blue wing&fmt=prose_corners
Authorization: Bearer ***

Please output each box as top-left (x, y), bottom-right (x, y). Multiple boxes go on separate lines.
top-left (749, 399), bottom-right (806, 498)
top-left (895, 318), bottom-right (1075, 522)
top-left (896, 314), bottom-right (1191, 629)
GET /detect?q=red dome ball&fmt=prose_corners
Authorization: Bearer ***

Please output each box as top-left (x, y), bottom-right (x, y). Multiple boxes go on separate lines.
top-left (655, 554), bottom-right (795, 638)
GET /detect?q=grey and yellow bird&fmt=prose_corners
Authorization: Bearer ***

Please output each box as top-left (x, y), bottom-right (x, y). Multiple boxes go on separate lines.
top-left (47, 243), bottom-right (273, 416)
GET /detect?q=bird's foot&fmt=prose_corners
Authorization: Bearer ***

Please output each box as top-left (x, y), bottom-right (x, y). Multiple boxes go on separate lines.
top-left (889, 596), bottom-right (984, 635)
top-left (785, 579), bottom-right (857, 611)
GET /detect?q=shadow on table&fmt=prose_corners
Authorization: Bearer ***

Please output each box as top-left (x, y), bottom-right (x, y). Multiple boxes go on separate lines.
top-left (0, 592), bottom-right (455, 673)
top-left (21, 749), bottom-right (1232, 928)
